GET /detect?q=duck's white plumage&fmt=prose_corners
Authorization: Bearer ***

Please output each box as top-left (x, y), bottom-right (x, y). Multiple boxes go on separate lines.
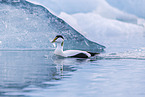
top-left (52, 35), bottom-right (98, 58)
top-left (65, 50), bottom-right (91, 57)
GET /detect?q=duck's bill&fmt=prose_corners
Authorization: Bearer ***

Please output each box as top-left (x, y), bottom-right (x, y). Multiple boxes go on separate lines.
top-left (51, 37), bottom-right (58, 43)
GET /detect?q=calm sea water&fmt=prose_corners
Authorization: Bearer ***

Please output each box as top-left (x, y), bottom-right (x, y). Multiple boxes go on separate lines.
top-left (0, 30), bottom-right (145, 97)
top-left (0, 48), bottom-right (145, 97)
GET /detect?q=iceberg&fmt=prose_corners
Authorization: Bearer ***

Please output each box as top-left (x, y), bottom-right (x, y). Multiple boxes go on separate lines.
top-left (26, 0), bottom-right (145, 48)
top-left (57, 0), bottom-right (145, 50)
top-left (106, 0), bottom-right (145, 19)
top-left (0, 0), bottom-right (105, 52)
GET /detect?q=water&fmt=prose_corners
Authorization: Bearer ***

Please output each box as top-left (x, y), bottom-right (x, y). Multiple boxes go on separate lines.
top-left (1, 1), bottom-right (145, 97)
top-left (0, 48), bottom-right (145, 97)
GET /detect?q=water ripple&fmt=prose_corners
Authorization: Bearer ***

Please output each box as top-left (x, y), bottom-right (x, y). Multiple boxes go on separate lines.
top-left (99, 48), bottom-right (145, 60)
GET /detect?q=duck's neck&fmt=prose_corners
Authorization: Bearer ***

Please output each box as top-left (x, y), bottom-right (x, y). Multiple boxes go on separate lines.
top-left (54, 42), bottom-right (64, 56)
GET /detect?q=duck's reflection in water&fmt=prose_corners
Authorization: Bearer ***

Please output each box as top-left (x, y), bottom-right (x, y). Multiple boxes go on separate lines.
top-left (52, 55), bottom-right (94, 77)
top-left (0, 51), bottom-right (77, 96)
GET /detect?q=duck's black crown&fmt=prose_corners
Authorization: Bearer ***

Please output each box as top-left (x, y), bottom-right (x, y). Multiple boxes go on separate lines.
top-left (56, 35), bottom-right (64, 39)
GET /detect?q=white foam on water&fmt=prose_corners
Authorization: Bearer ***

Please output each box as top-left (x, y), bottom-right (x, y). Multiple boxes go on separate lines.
top-left (99, 48), bottom-right (145, 60)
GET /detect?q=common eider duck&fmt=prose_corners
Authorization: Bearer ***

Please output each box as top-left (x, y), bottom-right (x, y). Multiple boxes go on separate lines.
top-left (51, 35), bottom-right (99, 58)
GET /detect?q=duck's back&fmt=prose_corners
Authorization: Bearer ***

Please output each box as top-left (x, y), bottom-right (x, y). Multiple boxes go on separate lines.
top-left (63, 50), bottom-right (91, 58)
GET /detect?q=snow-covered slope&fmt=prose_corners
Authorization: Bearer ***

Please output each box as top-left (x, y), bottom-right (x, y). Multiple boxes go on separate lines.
top-left (106, 0), bottom-right (145, 19)
top-left (1, 0), bottom-right (145, 52)
top-left (0, 0), bottom-right (105, 51)
top-left (57, 0), bottom-right (145, 47)
top-left (27, 0), bottom-right (145, 20)
top-left (27, 0), bottom-right (145, 35)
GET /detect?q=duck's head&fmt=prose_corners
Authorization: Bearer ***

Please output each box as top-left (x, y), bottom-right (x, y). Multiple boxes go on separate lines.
top-left (51, 35), bottom-right (64, 46)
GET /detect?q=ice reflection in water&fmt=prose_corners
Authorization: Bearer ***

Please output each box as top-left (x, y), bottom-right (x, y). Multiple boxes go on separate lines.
top-left (1, 50), bottom-right (145, 97)
top-left (0, 50), bottom-right (78, 97)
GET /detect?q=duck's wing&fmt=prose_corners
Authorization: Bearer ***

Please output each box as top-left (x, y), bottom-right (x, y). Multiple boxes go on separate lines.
top-left (63, 50), bottom-right (91, 58)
